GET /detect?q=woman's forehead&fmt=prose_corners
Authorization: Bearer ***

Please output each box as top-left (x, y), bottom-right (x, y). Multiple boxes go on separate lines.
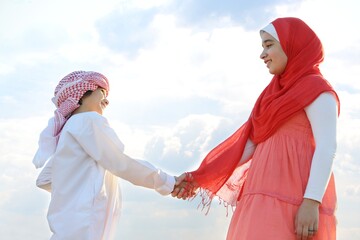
top-left (261, 31), bottom-right (274, 38)
top-left (260, 31), bottom-right (277, 42)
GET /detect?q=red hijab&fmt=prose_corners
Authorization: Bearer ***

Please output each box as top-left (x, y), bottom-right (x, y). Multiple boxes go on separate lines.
top-left (189, 17), bottom-right (340, 207)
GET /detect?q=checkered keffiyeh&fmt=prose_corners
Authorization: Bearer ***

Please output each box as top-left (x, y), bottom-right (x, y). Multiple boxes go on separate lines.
top-left (33, 71), bottom-right (109, 168)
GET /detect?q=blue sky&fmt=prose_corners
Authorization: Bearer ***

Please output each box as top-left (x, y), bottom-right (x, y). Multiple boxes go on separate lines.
top-left (0, 0), bottom-right (359, 239)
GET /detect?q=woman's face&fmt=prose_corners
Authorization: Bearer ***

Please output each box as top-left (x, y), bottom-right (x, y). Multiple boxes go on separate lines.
top-left (260, 31), bottom-right (288, 75)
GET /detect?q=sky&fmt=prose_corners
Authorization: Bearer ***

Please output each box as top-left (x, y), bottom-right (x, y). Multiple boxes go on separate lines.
top-left (0, 0), bottom-right (359, 239)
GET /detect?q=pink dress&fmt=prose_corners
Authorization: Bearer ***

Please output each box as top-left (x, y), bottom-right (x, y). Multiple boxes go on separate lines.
top-left (227, 111), bottom-right (337, 239)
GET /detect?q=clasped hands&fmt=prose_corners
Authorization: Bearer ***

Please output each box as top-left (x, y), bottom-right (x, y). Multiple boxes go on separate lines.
top-left (173, 173), bottom-right (198, 200)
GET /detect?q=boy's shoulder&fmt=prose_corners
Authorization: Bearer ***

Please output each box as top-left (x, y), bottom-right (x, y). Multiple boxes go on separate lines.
top-left (67, 112), bottom-right (108, 127)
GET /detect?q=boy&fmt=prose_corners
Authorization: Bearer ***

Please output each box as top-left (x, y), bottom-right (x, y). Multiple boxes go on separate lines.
top-left (33, 71), bottom-right (180, 240)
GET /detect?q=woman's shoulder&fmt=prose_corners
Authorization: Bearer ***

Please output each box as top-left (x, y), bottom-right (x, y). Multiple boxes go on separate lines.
top-left (299, 74), bottom-right (333, 89)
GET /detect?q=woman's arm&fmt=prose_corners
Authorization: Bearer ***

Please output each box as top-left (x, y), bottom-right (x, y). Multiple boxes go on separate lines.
top-left (238, 138), bottom-right (256, 165)
top-left (295, 92), bottom-right (338, 238)
top-left (304, 92), bottom-right (338, 202)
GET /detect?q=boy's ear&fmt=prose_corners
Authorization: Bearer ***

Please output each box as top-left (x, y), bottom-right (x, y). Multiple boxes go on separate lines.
top-left (78, 90), bottom-right (93, 105)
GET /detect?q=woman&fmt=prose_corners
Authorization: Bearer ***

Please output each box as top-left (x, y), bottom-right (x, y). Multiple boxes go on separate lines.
top-left (173, 17), bottom-right (339, 240)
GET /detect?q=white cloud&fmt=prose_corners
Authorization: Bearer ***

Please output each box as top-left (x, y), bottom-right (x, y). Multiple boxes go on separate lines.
top-left (338, 228), bottom-right (360, 240)
top-left (0, 0), bottom-right (359, 239)
top-left (123, 0), bottom-right (174, 9)
top-left (344, 185), bottom-right (360, 198)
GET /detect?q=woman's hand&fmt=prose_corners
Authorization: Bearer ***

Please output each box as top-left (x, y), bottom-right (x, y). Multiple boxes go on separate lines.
top-left (295, 198), bottom-right (320, 240)
top-left (172, 173), bottom-right (198, 200)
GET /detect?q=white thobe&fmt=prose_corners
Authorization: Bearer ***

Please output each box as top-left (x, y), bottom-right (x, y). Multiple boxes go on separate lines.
top-left (36, 112), bottom-right (175, 240)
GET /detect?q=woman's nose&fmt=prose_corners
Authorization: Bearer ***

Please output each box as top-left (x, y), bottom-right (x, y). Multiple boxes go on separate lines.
top-left (260, 49), bottom-right (266, 59)
top-left (104, 99), bottom-right (109, 105)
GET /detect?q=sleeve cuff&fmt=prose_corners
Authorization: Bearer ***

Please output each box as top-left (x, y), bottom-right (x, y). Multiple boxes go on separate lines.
top-left (155, 170), bottom-right (175, 195)
top-left (303, 192), bottom-right (322, 204)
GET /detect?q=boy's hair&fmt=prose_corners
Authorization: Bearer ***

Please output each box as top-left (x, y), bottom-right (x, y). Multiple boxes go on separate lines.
top-left (78, 90), bottom-right (93, 105)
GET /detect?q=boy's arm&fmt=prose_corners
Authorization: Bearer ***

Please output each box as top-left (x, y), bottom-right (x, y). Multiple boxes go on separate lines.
top-left (71, 115), bottom-right (175, 195)
top-left (36, 158), bottom-right (52, 192)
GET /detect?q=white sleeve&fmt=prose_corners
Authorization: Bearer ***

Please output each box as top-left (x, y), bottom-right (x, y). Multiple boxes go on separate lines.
top-left (304, 92), bottom-right (338, 202)
top-left (70, 115), bottom-right (175, 196)
top-left (238, 138), bottom-right (256, 165)
top-left (36, 158), bottom-right (52, 192)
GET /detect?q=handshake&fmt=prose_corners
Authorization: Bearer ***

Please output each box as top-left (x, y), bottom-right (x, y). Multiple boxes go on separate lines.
top-left (172, 173), bottom-right (198, 200)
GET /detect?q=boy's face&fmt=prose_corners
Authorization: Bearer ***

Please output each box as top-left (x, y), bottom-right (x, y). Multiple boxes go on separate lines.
top-left (80, 88), bottom-right (109, 115)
